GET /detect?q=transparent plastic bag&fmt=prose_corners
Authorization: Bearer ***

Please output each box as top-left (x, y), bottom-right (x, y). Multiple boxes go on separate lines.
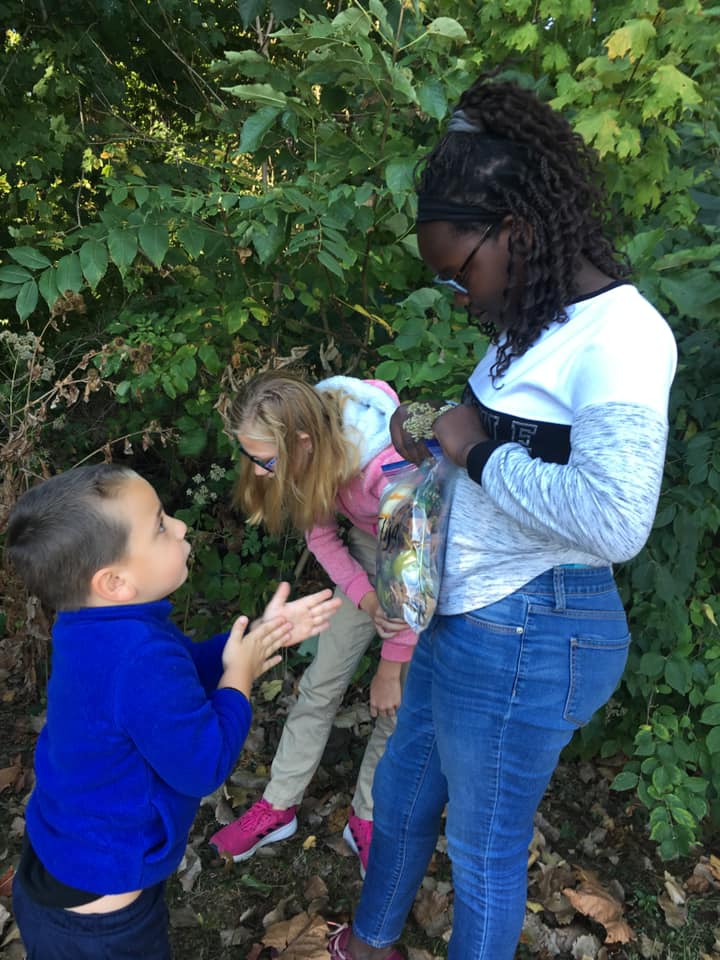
top-left (375, 443), bottom-right (455, 632)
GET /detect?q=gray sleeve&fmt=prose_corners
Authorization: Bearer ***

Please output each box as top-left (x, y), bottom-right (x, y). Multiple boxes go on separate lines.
top-left (479, 403), bottom-right (669, 562)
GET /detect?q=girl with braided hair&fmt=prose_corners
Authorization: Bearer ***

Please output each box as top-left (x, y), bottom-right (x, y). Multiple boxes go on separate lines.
top-left (327, 76), bottom-right (676, 960)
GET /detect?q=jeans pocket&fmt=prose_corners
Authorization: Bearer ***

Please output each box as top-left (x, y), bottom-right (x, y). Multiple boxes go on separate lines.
top-left (564, 633), bottom-right (631, 727)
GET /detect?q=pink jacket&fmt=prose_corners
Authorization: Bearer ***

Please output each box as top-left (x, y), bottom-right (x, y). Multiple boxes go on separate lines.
top-left (305, 379), bottom-right (417, 662)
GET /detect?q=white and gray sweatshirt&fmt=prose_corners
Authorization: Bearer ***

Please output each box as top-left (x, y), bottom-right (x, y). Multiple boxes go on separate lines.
top-left (438, 281), bottom-right (678, 616)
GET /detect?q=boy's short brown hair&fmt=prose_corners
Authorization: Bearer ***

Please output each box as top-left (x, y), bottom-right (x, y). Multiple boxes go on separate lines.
top-left (6, 464), bottom-right (136, 611)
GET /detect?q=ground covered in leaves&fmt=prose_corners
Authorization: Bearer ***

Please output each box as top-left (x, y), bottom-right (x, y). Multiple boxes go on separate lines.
top-left (1, 632), bottom-right (720, 960)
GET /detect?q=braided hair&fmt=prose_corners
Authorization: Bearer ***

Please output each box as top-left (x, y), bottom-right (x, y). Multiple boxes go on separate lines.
top-left (416, 76), bottom-right (629, 380)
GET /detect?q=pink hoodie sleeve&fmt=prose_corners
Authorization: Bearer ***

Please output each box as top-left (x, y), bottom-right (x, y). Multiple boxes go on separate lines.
top-left (305, 522), bottom-right (374, 609)
top-left (305, 518), bottom-right (418, 659)
top-left (380, 625), bottom-right (417, 663)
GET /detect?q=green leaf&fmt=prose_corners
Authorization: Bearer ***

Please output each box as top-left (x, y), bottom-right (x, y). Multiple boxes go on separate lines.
top-left (237, 0), bottom-right (264, 28)
top-left (198, 343), bottom-right (222, 375)
top-left (388, 65), bottom-right (417, 104)
top-left (250, 222), bottom-right (284, 264)
top-left (107, 229), bottom-right (138, 274)
top-left (634, 728), bottom-right (656, 757)
top-left (655, 244), bottom-right (720, 271)
top-left (610, 771), bottom-right (639, 791)
top-left (38, 267), bottom-right (59, 307)
top-left (79, 239), bottom-right (109, 290)
top-left (417, 79), bottom-right (448, 120)
top-left (139, 224), bottom-right (169, 268)
top-left (659, 271), bottom-right (720, 320)
top-left (0, 264), bottom-right (32, 284)
top-left (0, 284), bottom-right (18, 299)
top-left (668, 805), bottom-right (697, 830)
top-left (506, 22), bottom-right (539, 52)
top-left (425, 17), bottom-right (467, 42)
top-left (707, 726), bottom-right (720, 754)
top-left (332, 7), bottom-right (371, 35)
top-left (665, 655), bottom-right (692, 694)
top-left (177, 426), bottom-right (207, 457)
top-left (222, 83), bottom-right (288, 108)
top-left (178, 223), bottom-right (206, 259)
top-left (700, 703), bottom-right (720, 726)
top-left (55, 254), bottom-right (83, 293)
top-left (224, 305), bottom-right (249, 335)
top-left (15, 279), bottom-right (39, 321)
top-left (8, 247), bottom-right (51, 270)
top-left (239, 872), bottom-right (273, 893)
top-left (386, 158), bottom-right (416, 199)
top-left (639, 651), bottom-right (665, 677)
top-left (161, 374), bottom-right (177, 399)
top-left (375, 360), bottom-right (400, 381)
top-left (238, 106), bottom-right (282, 153)
top-left (317, 249), bottom-right (344, 279)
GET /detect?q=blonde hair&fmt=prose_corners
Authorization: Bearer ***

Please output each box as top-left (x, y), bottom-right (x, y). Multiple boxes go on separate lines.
top-left (228, 370), bottom-right (361, 534)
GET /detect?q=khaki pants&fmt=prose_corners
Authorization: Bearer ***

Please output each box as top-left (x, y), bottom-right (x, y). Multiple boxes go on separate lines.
top-left (264, 526), bottom-right (406, 820)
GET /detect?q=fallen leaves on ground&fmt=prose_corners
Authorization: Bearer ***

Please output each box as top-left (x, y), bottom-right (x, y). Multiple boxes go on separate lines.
top-left (562, 868), bottom-right (634, 944)
top-left (0, 760), bottom-right (24, 795)
top-left (262, 911), bottom-right (328, 959)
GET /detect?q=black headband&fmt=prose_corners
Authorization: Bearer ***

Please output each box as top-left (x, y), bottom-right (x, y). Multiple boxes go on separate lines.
top-left (416, 195), bottom-right (491, 224)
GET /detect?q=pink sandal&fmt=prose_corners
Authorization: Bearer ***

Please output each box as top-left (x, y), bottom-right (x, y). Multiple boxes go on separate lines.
top-left (327, 924), bottom-right (404, 960)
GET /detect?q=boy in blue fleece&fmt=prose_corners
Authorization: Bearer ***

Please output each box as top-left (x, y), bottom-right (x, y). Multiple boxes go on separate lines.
top-left (5, 463), bottom-right (341, 959)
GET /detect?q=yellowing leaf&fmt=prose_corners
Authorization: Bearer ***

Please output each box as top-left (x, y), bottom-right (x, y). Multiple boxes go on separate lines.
top-left (573, 110), bottom-right (622, 157)
top-left (605, 18), bottom-right (656, 62)
top-left (643, 65), bottom-right (703, 119)
top-left (702, 603), bottom-right (718, 627)
top-left (339, 300), bottom-right (393, 333)
top-left (260, 678), bottom-right (283, 701)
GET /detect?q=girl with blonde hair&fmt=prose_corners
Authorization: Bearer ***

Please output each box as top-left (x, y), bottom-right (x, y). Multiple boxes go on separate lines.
top-left (210, 370), bottom-right (416, 876)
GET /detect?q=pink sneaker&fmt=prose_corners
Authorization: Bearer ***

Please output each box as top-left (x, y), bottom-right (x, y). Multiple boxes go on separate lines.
top-left (327, 924), bottom-right (403, 960)
top-left (209, 798), bottom-right (297, 862)
top-left (342, 809), bottom-right (373, 878)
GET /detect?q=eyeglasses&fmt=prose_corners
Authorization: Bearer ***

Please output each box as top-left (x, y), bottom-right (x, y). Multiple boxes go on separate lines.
top-left (433, 224), bottom-right (494, 295)
top-left (237, 443), bottom-right (277, 473)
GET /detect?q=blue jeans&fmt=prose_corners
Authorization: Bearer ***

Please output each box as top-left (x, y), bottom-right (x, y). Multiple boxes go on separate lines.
top-left (13, 875), bottom-right (171, 960)
top-left (354, 566), bottom-right (630, 959)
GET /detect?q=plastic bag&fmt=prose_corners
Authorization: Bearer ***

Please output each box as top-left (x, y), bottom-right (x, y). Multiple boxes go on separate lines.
top-left (375, 443), bottom-right (455, 632)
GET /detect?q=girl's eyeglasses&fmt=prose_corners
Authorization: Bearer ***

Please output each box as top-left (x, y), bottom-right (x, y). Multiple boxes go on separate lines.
top-left (433, 224), bottom-right (494, 296)
top-left (237, 444), bottom-right (277, 472)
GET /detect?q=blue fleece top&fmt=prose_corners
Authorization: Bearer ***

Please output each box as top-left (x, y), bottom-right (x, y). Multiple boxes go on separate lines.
top-left (25, 600), bottom-right (251, 894)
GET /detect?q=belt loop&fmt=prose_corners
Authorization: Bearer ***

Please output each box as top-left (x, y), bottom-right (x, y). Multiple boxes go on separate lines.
top-left (552, 567), bottom-right (566, 611)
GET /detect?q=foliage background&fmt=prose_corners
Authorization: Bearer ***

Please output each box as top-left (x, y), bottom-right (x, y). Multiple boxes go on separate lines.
top-left (0, 0), bottom-right (718, 860)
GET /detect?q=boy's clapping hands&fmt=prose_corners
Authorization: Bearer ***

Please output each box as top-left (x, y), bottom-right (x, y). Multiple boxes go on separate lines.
top-left (219, 616), bottom-right (293, 697)
top-left (219, 584), bottom-right (342, 697)
top-left (260, 582), bottom-right (342, 644)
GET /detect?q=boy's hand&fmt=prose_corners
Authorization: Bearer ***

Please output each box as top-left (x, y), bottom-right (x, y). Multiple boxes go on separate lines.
top-left (219, 616), bottom-right (292, 698)
top-left (359, 590), bottom-right (408, 639)
top-left (369, 659), bottom-right (402, 718)
top-left (262, 582), bottom-right (342, 644)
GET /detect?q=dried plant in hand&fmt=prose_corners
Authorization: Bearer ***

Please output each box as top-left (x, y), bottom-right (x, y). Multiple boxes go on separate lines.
top-left (403, 401), bottom-right (454, 441)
